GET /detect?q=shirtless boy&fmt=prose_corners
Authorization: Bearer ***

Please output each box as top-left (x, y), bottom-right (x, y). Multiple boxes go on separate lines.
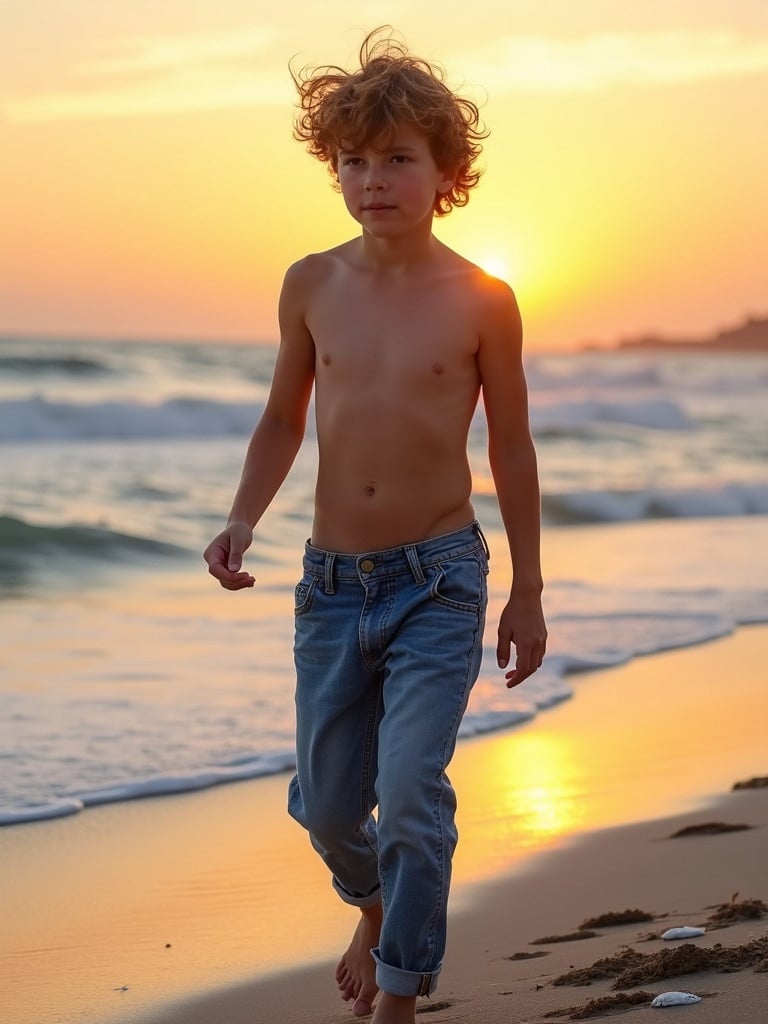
top-left (204, 30), bottom-right (547, 1024)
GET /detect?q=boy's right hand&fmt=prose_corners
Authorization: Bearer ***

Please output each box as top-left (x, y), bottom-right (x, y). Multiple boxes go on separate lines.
top-left (204, 521), bottom-right (255, 590)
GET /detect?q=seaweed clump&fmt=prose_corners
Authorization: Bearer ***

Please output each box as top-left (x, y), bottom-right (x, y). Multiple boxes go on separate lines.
top-left (670, 822), bottom-right (752, 837)
top-left (732, 776), bottom-right (768, 789)
top-left (706, 897), bottom-right (767, 927)
top-left (532, 931), bottom-right (598, 945)
top-left (553, 949), bottom-right (644, 987)
top-left (579, 909), bottom-right (655, 929)
top-left (553, 936), bottom-right (768, 990)
top-left (544, 991), bottom-right (655, 1020)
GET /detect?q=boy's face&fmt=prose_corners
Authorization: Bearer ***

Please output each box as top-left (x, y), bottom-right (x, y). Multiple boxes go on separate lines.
top-left (336, 122), bottom-right (454, 237)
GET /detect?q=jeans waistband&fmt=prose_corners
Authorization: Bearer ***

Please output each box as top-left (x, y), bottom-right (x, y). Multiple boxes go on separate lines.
top-left (303, 521), bottom-right (489, 592)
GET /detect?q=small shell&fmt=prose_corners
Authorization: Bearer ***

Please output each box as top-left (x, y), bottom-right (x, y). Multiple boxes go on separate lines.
top-left (661, 926), bottom-right (705, 940)
top-left (652, 991), bottom-right (702, 1007)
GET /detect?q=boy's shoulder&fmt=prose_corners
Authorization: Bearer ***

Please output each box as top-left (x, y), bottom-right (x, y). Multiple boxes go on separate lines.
top-left (280, 242), bottom-right (356, 299)
top-left (281, 240), bottom-right (518, 322)
top-left (286, 241), bottom-right (356, 275)
top-left (438, 245), bottom-right (520, 315)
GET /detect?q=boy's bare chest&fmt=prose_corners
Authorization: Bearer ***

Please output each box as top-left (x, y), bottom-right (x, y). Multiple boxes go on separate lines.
top-left (306, 282), bottom-right (478, 380)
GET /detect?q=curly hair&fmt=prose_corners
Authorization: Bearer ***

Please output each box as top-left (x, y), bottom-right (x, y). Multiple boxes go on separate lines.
top-left (291, 28), bottom-right (487, 216)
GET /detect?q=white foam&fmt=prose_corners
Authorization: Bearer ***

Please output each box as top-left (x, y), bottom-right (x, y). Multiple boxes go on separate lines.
top-left (0, 798), bottom-right (84, 826)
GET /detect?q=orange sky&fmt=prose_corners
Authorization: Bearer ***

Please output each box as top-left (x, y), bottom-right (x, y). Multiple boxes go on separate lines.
top-left (1, 2), bottom-right (767, 348)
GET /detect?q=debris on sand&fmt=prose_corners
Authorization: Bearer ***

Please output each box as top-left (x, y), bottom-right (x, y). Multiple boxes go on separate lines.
top-left (415, 1000), bottom-right (454, 1014)
top-left (553, 936), bottom-right (768, 990)
top-left (706, 897), bottom-right (767, 927)
top-left (580, 909), bottom-right (655, 929)
top-left (732, 776), bottom-right (768, 790)
top-left (507, 950), bottom-right (550, 960)
top-left (532, 931), bottom-right (599, 945)
top-left (661, 927), bottom-right (705, 940)
top-left (553, 949), bottom-right (645, 987)
top-left (669, 822), bottom-right (752, 837)
top-left (543, 991), bottom-right (655, 1019)
top-left (651, 991), bottom-right (701, 1007)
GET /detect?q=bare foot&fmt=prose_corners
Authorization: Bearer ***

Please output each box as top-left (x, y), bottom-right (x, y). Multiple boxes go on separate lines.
top-left (336, 903), bottom-right (383, 1017)
top-left (371, 992), bottom-right (417, 1024)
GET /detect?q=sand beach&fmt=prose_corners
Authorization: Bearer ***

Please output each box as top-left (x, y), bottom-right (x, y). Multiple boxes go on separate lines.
top-left (2, 625), bottom-right (766, 1024)
top-left (2, 340), bottom-right (766, 1022)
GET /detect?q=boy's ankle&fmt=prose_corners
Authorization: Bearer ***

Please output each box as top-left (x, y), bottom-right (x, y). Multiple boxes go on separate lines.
top-left (371, 991), bottom-right (417, 1024)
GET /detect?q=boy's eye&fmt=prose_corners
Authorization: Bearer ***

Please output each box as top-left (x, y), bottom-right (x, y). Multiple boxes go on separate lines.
top-left (341, 156), bottom-right (363, 166)
top-left (391, 154), bottom-right (410, 164)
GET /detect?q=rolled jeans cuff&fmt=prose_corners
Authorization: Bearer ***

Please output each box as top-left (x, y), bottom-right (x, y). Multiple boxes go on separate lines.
top-left (372, 948), bottom-right (441, 997)
top-left (332, 876), bottom-right (382, 908)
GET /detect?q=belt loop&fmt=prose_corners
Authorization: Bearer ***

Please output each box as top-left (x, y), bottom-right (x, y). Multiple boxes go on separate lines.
top-left (474, 521), bottom-right (491, 559)
top-left (324, 552), bottom-right (336, 595)
top-left (404, 544), bottom-right (425, 584)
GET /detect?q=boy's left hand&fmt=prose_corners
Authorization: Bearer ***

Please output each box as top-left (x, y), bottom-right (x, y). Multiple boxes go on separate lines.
top-left (496, 593), bottom-right (547, 688)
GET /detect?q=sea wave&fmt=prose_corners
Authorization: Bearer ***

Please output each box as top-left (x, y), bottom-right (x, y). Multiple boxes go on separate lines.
top-left (0, 752), bottom-right (297, 826)
top-left (3, 597), bottom-right (764, 828)
top-left (0, 353), bottom-right (110, 376)
top-left (531, 397), bottom-right (692, 433)
top-left (0, 396), bottom-right (264, 441)
top-left (527, 360), bottom-right (665, 391)
top-left (541, 483), bottom-right (768, 525)
top-left (1, 393), bottom-right (694, 443)
top-left (0, 514), bottom-right (189, 571)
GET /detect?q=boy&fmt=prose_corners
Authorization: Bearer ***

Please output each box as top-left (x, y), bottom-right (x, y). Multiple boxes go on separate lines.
top-left (204, 29), bottom-right (547, 1024)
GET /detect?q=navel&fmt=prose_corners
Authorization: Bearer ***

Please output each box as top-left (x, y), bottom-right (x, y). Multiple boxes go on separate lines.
top-left (432, 362), bottom-right (445, 375)
top-left (366, 481), bottom-right (376, 497)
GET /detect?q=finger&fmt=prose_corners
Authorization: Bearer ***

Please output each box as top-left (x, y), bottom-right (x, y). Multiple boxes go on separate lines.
top-left (505, 645), bottom-right (536, 687)
top-left (207, 559), bottom-right (236, 581)
top-left (506, 665), bottom-right (536, 688)
top-left (219, 575), bottom-right (255, 591)
top-left (496, 632), bottom-right (512, 669)
top-left (208, 562), bottom-right (254, 585)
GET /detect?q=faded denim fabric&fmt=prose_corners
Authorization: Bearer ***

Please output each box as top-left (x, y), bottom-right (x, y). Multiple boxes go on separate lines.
top-left (288, 522), bottom-right (489, 997)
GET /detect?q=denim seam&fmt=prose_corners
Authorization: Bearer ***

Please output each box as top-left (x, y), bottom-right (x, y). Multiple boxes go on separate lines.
top-left (428, 557), bottom-right (484, 614)
top-left (302, 540), bottom-right (484, 582)
top-left (359, 676), bottom-right (381, 855)
top-left (425, 595), bottom-right (484, 964)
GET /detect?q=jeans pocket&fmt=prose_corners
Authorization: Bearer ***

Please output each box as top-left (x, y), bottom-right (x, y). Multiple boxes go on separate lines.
top-left (428, 556), bottom-right (485, 613)
top-left (294, 575), bottom-right (317, 616)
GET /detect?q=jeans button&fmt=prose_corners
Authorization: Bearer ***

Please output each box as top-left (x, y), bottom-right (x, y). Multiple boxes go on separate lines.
top-left (360, 559), bottom-right (375, 572)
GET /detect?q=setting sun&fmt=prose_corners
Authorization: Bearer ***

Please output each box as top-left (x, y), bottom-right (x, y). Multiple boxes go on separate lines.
top-left (1, 5), bottom-right (766, 348)
top-left (476, 253), bottom-right (512, 282)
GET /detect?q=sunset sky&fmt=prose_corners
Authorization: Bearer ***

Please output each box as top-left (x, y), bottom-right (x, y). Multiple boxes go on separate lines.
top-left (2, 1), bottom-right (766, 349)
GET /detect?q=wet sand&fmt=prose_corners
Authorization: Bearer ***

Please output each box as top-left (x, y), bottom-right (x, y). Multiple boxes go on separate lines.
top-left (1, 626), bottom-right (766, 1024)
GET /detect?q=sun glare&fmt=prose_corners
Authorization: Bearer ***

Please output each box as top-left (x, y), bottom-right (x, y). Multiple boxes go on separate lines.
top-left (477, 253), bottom-right (512, 281)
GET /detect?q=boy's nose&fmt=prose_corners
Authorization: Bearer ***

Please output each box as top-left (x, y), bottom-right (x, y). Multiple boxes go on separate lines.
top-left (364, 169), bottom-right (387, 190)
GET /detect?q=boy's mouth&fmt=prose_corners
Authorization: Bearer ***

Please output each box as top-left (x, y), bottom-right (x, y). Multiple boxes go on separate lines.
top-left (363, 203), bottom-right (396, 211)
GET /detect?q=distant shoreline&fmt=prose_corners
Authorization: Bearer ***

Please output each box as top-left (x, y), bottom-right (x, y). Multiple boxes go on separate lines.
top-left (588, 314), bottom-right (768, 353)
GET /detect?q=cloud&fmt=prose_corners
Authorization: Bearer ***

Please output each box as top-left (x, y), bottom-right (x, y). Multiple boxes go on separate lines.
top-left (456, 31), bottom-right (768, 94)
top-left (79, 27), bottom-right (277, 76)
top-left (3, 27), bottom-right (291, 123)
top-left (6, 28), bottom-right (768, 123)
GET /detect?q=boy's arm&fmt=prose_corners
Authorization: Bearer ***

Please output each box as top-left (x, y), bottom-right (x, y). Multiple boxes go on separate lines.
top-left (477, 277), bottom-right (547, 687)
top-left (204, 260), bottom-right (316, 590)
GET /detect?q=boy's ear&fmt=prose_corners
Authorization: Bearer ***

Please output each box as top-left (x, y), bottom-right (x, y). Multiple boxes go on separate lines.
top-left (437, 169), bottom-right (457, 195)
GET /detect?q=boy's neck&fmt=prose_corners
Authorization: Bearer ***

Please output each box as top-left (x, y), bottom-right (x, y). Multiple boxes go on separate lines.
top-left (358, 226), bottom-right (440, 273)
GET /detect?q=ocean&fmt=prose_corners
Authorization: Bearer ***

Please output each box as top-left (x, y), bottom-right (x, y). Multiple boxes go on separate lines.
top-left (1, 335), bottom-right (767, 826)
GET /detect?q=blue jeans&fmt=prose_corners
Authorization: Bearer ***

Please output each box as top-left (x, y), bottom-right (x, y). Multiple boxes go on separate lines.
top-left (288, 522), bottom-right (489, 997)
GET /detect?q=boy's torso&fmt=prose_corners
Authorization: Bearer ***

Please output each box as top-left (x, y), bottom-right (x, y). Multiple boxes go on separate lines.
top-left (303, 241), bottom-right (491, 553)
